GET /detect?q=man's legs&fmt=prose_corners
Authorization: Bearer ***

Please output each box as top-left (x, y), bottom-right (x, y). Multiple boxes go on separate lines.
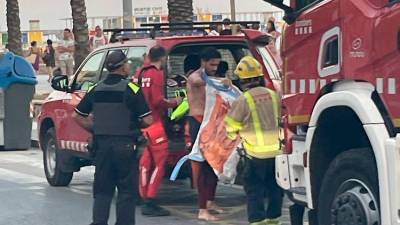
top-left (188, 117), bottom-right (218, 221)
top-left (47, 66), bottom-right (53, 81)
top-left (140, 143), bottom-right (170, 216)
top-left (114, 138), bottom-right (138, 225)
top-left (243, 158), bottom-right (267, 224)
top-left (197, 162), bottom-right (210, 210)
top-left (197, 161), bottom-right (219, 221)
top-left (66, 57), bottom-right (74, 77)
top-left (91, 138), bottom-right (116, 225)
top-left (203, 162), bottom-right (222, 213)
top-left (139, 147), bottom-right (152, 199)
top-left (203, 162), bottom-right (217, 201)
top-left (265, 158), bottom-right (283, 221)
top-left (145, 143), bottom-right (168, 199)
top-left (59, 60), bottom-right (67, 76)
top-left (188, 116), bottom-right (202, 190)
top-left (289, 204), bottom-right (305, 225)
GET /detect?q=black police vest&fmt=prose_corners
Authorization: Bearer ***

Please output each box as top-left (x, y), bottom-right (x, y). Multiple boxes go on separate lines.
top-left (92, 79), bottom-right (136, 136)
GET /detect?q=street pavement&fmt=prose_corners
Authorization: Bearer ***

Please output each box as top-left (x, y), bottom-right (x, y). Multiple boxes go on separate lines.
top-left (35, 74), bottom-right (53, 95)
top-left (0, 149), bottom-right (305, 225)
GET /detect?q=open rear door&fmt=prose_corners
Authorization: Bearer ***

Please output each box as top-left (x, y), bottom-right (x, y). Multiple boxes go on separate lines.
top-left (242, 29), bottom-right (282, 94)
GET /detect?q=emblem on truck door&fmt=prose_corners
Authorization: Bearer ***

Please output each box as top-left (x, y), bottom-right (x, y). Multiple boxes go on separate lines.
top-left (295, 20), bottom-right (312, 35)
top-left (350, 38), bottom-right (365, 58)
top-left (352, 38), bottom-right (362, 50)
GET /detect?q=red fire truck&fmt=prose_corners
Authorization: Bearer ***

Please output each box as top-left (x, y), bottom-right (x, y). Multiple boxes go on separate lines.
top-left (265, 0), bottom-right (400, 224)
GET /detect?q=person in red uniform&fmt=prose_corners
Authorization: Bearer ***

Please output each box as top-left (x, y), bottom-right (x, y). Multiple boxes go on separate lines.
top-left (135, 46), bottom-right (182, 216)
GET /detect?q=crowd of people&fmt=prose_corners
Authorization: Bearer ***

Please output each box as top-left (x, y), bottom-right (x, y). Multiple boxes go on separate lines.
top-left (22, 25), bottom-right (109, 81)
top-left (12, 15), bottom-right (280, 82)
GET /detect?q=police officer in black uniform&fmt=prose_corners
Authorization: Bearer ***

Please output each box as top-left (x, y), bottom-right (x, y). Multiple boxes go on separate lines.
top-left (73, 50), bottom-right (153, 225)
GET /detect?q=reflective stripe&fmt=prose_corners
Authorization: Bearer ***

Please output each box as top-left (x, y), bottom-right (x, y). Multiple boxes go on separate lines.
top-left (225, 116), bottom-right (244, 131)
top-left (265, 88), bottom-right (280, 121)
top-left (128, 82), bottom-right (140, 94)
top-left (243, 89), bottom-right (281, 158)
top-left (149, 167), bottom-right (159, 185)
top-left (244, 92), bottom-right (265, 146)
top-left (225, 116), bottom-right (242, 140)
top-left (244, 142), bottom-right (280, 152)
top-left (171, 98), bottom-right (189, 120)
top-left (244, 142), bottom-right (282, 159)
top-left (88, 83), bottom-right (97, 92)
top-left (266, 218), bottom-right (280, 225)
top-left (226, 132), bottom-right (237, 140)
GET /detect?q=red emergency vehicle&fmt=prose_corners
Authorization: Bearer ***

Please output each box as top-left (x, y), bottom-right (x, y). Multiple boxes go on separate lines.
top-left (265, 0), bottom-right (400, 224)
top-left (38, 22), bottom-right (281, 187)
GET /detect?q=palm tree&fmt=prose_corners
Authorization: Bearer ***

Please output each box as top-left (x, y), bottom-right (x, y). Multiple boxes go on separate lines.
top-left (70, 0), bottom-right (90, 71)
top-left (6, 0), bottom-right (23, 56)
top-left (167, 0), bottom-right (194, 29)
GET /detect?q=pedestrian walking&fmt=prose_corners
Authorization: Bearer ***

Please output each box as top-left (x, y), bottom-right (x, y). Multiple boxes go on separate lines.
top-left (208, 25), bottom-right (220, 36)
top-left (225, 56), bottom-right (283, 225)
top-left (90, 26), bottom-right (108, 51)
top-left (57, 28), bottom-right (75, 77)
top-left (43, 39), bottom-right (56, 82)
top-left (135, 46), bottom-right (182, 217)
top-left (27, 41), bottom-right (41, 73)
top-left (251, 23), bottom-right (261, 31)
top-left (186, 47), bottom-right (231, 222)
top-left (4, 44), bottom-right (9, 52)
top-left (220, 18), bottom-right (233, 35)
top-left (266, 20), bottom-right (280, 47)
top-left (73, 49), bottom-right (153, 225)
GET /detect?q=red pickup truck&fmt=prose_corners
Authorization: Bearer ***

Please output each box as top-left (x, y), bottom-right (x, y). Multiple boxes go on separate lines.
top-left (38, 26), bottom-right (281, 186)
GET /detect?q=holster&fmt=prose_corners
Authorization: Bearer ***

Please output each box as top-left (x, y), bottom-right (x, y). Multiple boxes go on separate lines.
top-left (135, 135), bottom-right (148, 157)
top-left (87, 136), bottom-right (97, 158)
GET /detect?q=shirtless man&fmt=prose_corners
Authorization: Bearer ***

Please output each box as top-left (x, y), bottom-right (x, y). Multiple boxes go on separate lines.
top-left (186, 47), bottom-right (231, 221)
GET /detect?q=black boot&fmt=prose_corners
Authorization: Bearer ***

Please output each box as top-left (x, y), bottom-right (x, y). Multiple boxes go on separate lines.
top-left (141, 199), bottom-right (171, 217)
top-left (289, 204), bottom-right (305, 225)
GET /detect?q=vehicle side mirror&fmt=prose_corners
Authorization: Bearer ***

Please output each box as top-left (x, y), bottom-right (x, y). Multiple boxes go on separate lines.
top-left (263, 0), bottom-right (295, 24)
top-left (51, 75), bottom-right (69, 92)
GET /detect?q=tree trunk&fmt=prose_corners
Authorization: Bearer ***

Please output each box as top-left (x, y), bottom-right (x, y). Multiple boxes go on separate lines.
top-left (6, 0), bottom-right (22, 56)
top-left (70, 0), bottom-right (90, 71)
top-left (168, 0), bottom-right (194, 30)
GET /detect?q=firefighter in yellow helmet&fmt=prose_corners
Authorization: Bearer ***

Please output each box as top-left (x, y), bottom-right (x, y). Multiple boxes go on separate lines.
top-left (225, 56), bottom-right (283, 225)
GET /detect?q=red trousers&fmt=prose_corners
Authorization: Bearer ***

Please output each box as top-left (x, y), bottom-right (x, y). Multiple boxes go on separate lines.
top-left (139, 142), bottom-right (168, 199)
top-left (192, 160), bottom-right (218, 209)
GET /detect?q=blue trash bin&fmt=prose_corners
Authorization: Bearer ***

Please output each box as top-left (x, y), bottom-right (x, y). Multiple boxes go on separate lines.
top-left (0, 52), bottom-right (37, 149)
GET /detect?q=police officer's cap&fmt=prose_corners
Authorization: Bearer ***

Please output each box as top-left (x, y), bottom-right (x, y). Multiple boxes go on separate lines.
top-left (105, 50), bottom-right (128, 72)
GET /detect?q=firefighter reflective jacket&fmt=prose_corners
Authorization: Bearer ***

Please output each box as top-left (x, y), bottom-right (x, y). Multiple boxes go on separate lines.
top-left (225, 87), bottom-right (281, 159)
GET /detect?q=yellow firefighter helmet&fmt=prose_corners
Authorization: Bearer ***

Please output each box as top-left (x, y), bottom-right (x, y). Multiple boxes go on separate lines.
top-left (234, 56), bottom-right (263, 79)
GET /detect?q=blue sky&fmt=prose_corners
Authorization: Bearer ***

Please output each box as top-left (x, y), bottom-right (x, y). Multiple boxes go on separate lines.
top-left (1, 0), bottom-right (283, 31)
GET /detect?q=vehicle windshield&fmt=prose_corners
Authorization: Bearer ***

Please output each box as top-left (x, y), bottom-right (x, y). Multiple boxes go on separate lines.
top-left (167, 43), bottom-right (253, 86)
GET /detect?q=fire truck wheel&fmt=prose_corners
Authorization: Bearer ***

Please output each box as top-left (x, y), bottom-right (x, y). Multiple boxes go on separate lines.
top-left (43, 128), bottom-right (73, 186)
top-left (318, 148), bottom-right (380, 225)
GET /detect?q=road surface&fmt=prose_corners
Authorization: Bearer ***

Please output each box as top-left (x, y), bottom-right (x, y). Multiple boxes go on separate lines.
top-left (0, 149), bottom-right (304, 225)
